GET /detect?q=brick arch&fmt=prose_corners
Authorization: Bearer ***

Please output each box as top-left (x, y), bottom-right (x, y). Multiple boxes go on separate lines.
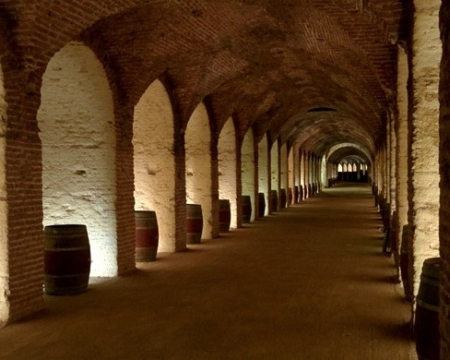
top-left (291, 119), bottom-right (375, 159)
top-left (327, 143), bottom-right (373, 165)
top-left (6, 1), bottom-right (147, 70)
top-left (38, 41), bottom-right (118, 278)
top-left (76, 0), bottom-right (394, 147)
top-left (327, 144), bottom-right (373, 183)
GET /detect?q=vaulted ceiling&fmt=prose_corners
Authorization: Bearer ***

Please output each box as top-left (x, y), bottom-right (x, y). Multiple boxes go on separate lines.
top-left (3, 0), bottom-right (404, 161)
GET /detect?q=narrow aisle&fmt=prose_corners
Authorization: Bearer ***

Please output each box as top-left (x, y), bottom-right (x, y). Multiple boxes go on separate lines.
top-left (0, 184), bottom-right (416, 359)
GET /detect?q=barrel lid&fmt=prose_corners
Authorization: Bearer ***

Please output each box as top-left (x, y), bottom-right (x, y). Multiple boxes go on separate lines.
top-left (422, 257), bottom-right (440, 279)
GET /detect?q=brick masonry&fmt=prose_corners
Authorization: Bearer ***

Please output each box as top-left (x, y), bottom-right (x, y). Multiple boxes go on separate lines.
top-left (0, 2), bottom-right (448, 357)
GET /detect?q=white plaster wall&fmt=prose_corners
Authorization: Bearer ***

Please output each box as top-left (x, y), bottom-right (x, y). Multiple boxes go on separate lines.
top-left (134, 79), bottom-right (176, 252)
top-left (38, 41), bottom-right (117, 277)
top-left (186, 103), bottom-right (212, 239)
top-left (218, 118), bottom-right (237, 229)
top-left (411, 0), bottom-right (441, 296)
top-left (241, 130), bottom-right (255, 221)
top-left (271, 141), bottom-right (279, 193)
top-left (258, 134), bottom-right (269, 215)
top-left (321, 155), bottom-right (327, 186)
top-left (304, 153), bottom-right (309, 197)
top-left (280, 142), bottom-right (288, 205)
top-left (288, 147), bottom-right (294, 203)
top-left (300, 150), bottom-right (305, 186)
top-left (0, 65), bottom-right (8, 322)
top-left (390, 113), bottom-right (397, 212)
top-left (294, 145), bottom-right (300, 194)
top-left (396, 47), bottom-right (409, 248)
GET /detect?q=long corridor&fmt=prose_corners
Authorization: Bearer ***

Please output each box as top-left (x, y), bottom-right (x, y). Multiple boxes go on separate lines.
top-left (0, 184), bottom-right (416, 359)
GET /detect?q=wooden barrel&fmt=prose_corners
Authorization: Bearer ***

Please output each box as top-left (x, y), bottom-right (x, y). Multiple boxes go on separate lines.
top-left (415, 257), bottom-right (440, 360)
top-left (270, 190), bottom-right (278, 212)
top-left (400, 225), bottom-right (412, 302)
top-left (242, 195), bottom-right (252, 223)
top-left (44, 224), bottom-right (91, 296)
top-left (219, 199), bottom-right (231, 232)
top-left (280, 189), bottom-right (287, 209)
top-left (258, 192), bottom-right (266, 217)
top-left (294, 186), bottom-right (299, 203)
top-left (135, 210), bottom-right (159, 262)
top-left (186, 204), bottom-right (203, 244)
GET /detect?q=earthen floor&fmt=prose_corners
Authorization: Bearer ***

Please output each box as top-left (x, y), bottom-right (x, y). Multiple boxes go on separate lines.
top-left (0, 183), bottom-right (417, 359)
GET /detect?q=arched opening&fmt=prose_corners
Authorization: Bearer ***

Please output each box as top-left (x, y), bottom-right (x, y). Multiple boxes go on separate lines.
top-left (0, 62), bottom-right (8, 322)
top-left (218, 117), bottom-right (237, 229)
top-left (133, 79), bottom-right (176, 253)
top-left (38, 41), bottom-right (117, 277)
top-left (185, 102), bottom-right (212, 240)
top-left (241, 129), bottom-right (255, 222)
top-left (299, 150), bottom-right (305, 198)
top-left (321, 155), bottom-right (327, 187)
top-left (271, 140), bottom-right (279, 209)
top-left (280, 142), bottom-right (288, 206)
top-left (258, 134), bottom-right (269, 216)
top-left (288, 146), bottom-right (295, 204)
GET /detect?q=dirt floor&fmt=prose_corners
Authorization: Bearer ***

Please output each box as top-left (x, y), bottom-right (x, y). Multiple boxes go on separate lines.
top-left (0, 183), bottom-right (417, 359)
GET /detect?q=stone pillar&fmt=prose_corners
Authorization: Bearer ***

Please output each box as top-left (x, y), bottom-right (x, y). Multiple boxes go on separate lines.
top-left (439, 1), bottom-right (450, 357)
top-left (396, 46), bottom-right (409, 252)
top-left (389, 112), bottom-right (397, 213)
top-left (408, 0), bottom-right (441, 301)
